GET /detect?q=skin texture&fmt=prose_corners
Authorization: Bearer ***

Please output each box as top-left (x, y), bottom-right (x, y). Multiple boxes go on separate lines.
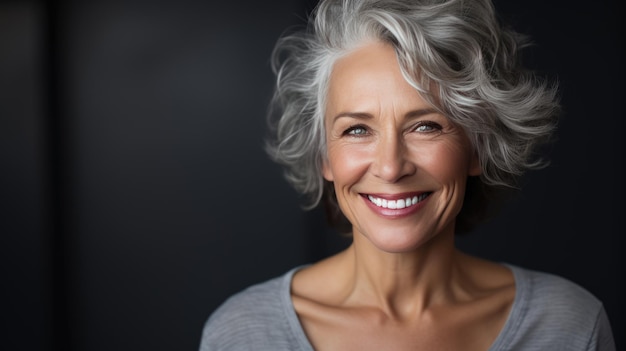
top-left (291, 41), bottom-right (515, 351)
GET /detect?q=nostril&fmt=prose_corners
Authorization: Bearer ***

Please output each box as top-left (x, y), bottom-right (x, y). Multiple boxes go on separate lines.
top-left (371, 140), bottom-right (415, 182)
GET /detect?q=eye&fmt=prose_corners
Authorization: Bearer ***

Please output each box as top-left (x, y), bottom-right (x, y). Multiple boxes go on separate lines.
top-left (412, 121), bottom-right (442, 133)
top-left (344, 125), bottom-right (369, 136)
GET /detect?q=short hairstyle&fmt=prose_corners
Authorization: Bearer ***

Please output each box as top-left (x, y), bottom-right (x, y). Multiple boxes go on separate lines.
top-left (266, 0), bottom-right (560, 233)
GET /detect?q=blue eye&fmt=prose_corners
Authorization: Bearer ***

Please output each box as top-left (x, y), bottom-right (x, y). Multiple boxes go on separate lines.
top-left (414, 121), bottom-right (441, 133)
top-left (346, 125), bottom-right (368, 136)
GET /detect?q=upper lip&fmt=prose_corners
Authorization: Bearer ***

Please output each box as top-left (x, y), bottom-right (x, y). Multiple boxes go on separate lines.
top-left (361, 191), bottom-right (430, 200)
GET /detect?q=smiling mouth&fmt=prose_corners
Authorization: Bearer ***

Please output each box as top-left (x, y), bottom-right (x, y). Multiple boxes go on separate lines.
top-left (366, 193), bottom-right (431, 209)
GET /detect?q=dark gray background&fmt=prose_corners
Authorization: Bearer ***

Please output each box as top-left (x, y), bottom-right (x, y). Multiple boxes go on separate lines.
top-left (1, 0), bottom-right (623, 350)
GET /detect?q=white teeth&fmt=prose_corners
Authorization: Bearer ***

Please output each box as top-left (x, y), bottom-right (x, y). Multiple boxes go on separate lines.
top-left (367, 193), bottom-right (429, 209)
top-left (396, 199), bottom-right (405, 209)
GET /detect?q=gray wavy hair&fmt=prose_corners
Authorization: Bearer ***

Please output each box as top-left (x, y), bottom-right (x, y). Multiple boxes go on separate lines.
top-left (266, 0), bottom-right (560, 233)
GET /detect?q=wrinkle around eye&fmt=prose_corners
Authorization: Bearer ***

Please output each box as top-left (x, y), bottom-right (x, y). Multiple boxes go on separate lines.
top-left (410, 121), bottom-right (443, 134)
top-left (346, 125), bottom-right (369, 136)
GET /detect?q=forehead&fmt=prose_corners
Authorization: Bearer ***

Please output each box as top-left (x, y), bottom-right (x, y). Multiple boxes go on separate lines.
top-left (326, 41), bottom-right (430, 114)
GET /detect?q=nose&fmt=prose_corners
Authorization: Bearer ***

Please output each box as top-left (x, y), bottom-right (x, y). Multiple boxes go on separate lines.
top-left (370, 132), bottom-right (416, 183)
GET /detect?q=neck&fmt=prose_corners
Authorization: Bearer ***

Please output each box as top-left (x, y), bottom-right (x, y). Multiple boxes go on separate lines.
top-left (339, 228), bottom-right (463, 320)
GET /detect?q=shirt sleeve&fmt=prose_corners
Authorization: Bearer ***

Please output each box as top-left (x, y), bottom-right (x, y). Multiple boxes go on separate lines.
top-left (588, 305), bottom-right (616, 351)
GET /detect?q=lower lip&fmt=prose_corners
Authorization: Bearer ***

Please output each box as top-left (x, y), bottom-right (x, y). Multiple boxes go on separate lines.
top-left (361, 194), bottom-right (429, 219)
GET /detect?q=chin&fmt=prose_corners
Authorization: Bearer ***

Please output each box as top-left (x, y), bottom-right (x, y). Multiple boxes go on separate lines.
top-left (357, 226), bottom-right (439, 254)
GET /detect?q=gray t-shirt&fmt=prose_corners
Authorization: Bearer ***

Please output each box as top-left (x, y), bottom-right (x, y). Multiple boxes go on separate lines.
top-left (199, 264), bottom-right (615, 350)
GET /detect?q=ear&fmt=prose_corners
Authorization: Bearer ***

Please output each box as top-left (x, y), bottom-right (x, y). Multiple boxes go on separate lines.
top-left (468, 151), bottom-right (482, 176)
top-left (322, 158), bottom-right (334, 181)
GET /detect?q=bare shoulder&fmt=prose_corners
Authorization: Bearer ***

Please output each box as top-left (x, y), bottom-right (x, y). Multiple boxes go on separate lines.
top-left (291, 250), bottom-right (351, 305)
top-left (451, 252), bottom-right (516, 322)
top-left (457, 252), bottom-right (515, 292)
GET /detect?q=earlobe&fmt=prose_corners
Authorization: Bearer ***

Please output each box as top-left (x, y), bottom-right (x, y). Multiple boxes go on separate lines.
top-left (468, 152), bottom-right (482, 176)
top-left (322, 159), bottom-right (334, 181)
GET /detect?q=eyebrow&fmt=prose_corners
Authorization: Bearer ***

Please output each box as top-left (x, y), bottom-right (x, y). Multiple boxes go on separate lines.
top-left (331, 108), bottom-right (440, 123)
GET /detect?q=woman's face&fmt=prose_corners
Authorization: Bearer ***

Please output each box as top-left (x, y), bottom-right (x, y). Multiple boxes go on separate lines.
top-left (323, 41), bottom-right (481, 253)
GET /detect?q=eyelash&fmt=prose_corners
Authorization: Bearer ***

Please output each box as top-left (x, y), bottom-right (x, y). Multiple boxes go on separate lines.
top-left (412, 121), bottom-right (442, 133)
top-left (342, 121), bottom-right (442, 136)
top-left (344, 124), bottom-right (369, 136)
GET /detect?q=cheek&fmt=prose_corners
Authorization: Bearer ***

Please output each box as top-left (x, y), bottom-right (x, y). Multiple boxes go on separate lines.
top-left (325, 144), bottom-right (372, 185)
top-left (413, 143), bottom-right (473, 182)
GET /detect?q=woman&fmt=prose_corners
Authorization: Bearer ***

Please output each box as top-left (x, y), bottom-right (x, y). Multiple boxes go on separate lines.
top-left (200, 0), bottom-right (615, 350)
